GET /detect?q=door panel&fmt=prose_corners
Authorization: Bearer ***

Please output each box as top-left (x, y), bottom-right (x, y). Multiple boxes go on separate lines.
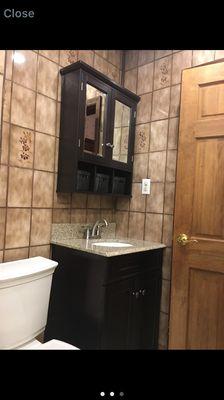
top-left (187, 268), bottom-right (224, 349)
top-left (192, 138), bottom-right (224, 237)
top-left (129, 270), bottom-right (162, 349)
top-left (101, 278), bottom-right (134, 349)
top-left (169, 61), bottom-right (224, 349)
top-left (198, 82), bottom-right (224, 118)
top-left (138, 273), bottom-right (161, 349)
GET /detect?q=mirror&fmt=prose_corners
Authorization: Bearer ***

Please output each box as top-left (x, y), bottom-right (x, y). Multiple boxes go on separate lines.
top-left (112, 100), bottom-right (131, 163)
top-left (83, 84), bottom-right (106, 157)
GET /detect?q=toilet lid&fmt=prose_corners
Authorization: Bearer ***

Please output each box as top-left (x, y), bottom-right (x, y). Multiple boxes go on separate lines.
top-left (35, 339), bottom-right (79, 350)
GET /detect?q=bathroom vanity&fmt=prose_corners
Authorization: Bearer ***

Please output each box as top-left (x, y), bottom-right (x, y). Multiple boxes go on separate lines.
top-left (45, 236), bottom-right (165, 350)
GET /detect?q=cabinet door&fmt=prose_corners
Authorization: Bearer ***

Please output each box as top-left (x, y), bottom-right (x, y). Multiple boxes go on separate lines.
top-left (79, 72), bottom-right (112, 162)
top-left (108, 90), bottom-right (137, 169)
top-left (130, 270), bottom-right (162, 349)
top-left (101, 278), bottom-right (135, 349)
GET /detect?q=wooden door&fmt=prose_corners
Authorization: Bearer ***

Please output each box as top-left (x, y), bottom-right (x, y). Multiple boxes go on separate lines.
top-left (169, 61), bottom-right (224, 349)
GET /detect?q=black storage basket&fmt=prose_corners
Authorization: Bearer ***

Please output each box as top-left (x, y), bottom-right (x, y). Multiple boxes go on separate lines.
top-left (113, 176), bottom-right (126, 194)
top-left (77, 170), bottom-right (91, 191)
top-left (94, 173), bottom-right (110, 193)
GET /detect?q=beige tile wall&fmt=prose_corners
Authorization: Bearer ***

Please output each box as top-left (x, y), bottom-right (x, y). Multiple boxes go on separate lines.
top-left (118, 49), bottom-right (223, 349)
top-left (0, 49), bottom-right (222, 349)
top-left (0, 50), bottom-right (122, 262)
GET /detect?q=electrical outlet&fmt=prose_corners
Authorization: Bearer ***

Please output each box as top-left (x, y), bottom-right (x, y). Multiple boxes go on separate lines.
top-left (142, 179), bottom-right (151, 194)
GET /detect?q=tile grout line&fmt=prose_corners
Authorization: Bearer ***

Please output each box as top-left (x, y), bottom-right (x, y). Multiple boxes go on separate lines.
top-left (143, 50), bottom-right (155, 241)
top-left (127, 51), bottom-right (139, 239)
top-left (159, 53), bottom-right (174, 346)
top-left (52, 56), bottom-right (62, 235)
top-left (1, 120), bottom-right (60, 140)
top-left (0, 52), bottom-right (7, 156)
top-left (0, 51), bottom-right (7, 258)
top-left (28, 49), bottom-right (39, 257)
top-left (2, 50), bottom-right (15, 261)
top-left (10, 79), bottom-right (59, 102)
top-left (2, 115), bottom-right (181, 142)
top-left (166, 48), bottom-right (194, 344)
top-left (161, 53), bottom-right (173, 248)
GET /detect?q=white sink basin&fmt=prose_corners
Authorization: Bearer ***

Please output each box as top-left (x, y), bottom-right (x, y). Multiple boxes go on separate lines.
top-left (92, 242), bottom-right (133, 248)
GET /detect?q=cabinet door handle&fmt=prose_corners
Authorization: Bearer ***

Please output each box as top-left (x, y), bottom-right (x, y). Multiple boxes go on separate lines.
top-left (135, 291), bottom-right (140, 299)
top-left (106, 142), bottom-right (114, 148)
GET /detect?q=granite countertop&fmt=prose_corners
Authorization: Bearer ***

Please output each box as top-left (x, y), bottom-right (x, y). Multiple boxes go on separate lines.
top-left (51, 237), bottom-right (166, 257)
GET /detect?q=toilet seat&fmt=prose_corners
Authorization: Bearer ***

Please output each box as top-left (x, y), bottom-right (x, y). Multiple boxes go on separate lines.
top-left (35, 339), bottom-right (79, 350)
top-left (18, 338), bottom-right (79, 350)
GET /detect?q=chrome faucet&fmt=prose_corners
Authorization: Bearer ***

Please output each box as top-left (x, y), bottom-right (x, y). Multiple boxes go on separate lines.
top-left (91, 219), bottom-right (108, 238)
top-left (85, 219), bottom-right (108, 239)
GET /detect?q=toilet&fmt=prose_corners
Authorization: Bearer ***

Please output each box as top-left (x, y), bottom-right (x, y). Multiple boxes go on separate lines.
top-left (0, 256), bottom-right (79, 350)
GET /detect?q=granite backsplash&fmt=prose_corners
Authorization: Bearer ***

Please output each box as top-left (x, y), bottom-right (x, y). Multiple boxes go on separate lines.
top-left (51, 223), bottom-right (116, 242)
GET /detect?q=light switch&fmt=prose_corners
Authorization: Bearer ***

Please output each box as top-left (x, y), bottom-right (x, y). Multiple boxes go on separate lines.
top-left (142, 179), bottom-right (151, 194)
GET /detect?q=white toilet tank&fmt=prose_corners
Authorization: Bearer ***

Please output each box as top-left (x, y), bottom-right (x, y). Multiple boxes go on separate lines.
top-left (0, 257), bottom-right (58, 349)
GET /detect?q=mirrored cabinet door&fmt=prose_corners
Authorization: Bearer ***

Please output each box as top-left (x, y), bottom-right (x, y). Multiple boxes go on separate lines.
top-left (112, 100), bottom-right (132, 164)
top-left (83, 83), bottom-right (107, 157)
top-left (57, 61), bottom-right (140, 194)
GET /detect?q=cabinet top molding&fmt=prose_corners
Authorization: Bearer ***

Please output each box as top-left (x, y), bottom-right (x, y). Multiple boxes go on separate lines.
top-left (60, 60), bottom-right (141, 103)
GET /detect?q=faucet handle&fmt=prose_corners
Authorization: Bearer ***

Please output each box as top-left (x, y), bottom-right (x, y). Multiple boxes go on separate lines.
top-left (83, 226), bottom-right (92, 239)
top-left (99, 218), bottom-right (108, 227)
top-left (98, 219), bottom-right (108, 237)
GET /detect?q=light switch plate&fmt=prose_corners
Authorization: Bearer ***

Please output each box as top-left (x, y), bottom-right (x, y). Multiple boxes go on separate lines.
top-left (142, 178), bottom-right (151, 194)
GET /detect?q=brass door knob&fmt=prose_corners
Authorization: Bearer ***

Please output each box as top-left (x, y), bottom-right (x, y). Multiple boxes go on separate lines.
top-left (177, 233), bottom-right (198, 246)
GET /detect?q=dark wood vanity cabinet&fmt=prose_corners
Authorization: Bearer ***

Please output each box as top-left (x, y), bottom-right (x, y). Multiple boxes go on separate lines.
top-left (57, 61), bottom-right (140, 196)
top-left (101, 269), bottom-right (162, 350)
top-left (45, 245), bottom-right (163, 350)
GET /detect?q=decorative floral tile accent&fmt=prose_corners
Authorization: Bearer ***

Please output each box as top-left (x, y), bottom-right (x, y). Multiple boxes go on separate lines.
top-left (137, 129), bottom-right (147, 150)
top-left (10, 125), bottom-right (34, 168)
top-left (59, 50), bottom-right (77, 67)
top-left (160, 61), bottom-right (169, 86)
top-left (134, 124), bottom-right (150, 154)
top-left (19, 130), bottom-right (32, 161)
top-left (67, 50), bottom-right (77, 64)
top-left (154, 56), bottom-right (172, 90)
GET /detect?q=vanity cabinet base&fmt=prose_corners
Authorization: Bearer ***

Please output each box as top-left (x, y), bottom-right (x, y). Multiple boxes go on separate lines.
top-left (45, 245), bottom-right (163, 350)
